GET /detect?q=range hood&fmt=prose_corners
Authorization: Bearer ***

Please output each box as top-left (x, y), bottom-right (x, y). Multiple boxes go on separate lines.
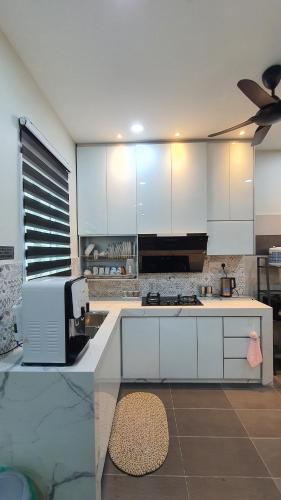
top-left (138, 234), bottom-right (208, 273)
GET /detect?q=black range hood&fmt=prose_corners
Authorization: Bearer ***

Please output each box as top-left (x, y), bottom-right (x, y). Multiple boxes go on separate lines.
top-left (138, 234), bottom-right (208, 273)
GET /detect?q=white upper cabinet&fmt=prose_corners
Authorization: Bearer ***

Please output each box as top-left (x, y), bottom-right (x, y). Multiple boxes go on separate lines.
top-left (207, 143), bottom-right (230, 220)
top-left (107, 145), bottom-right (137, 234)
top-left (171, 143), bottom-right (207, 233)
top-left (136, 144), bottom-right (172, 234)
top-left (207, 220), bottom-right (254, 255)
top-left (229, 142), bottom-right (253, 220)
top-left (77, 146), bottom-right (107, 235)
top-left (207, 142), bottom-right (253, 221)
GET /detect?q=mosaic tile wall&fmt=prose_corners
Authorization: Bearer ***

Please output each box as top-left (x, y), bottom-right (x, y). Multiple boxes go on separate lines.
top-left (88, 256), bottom-right (251, 298)
top-left (0, 263), bottom-right (23, 355)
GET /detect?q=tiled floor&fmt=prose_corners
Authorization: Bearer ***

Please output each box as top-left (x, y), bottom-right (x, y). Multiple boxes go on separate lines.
top-left (102, 382), bottom-right (281, 500)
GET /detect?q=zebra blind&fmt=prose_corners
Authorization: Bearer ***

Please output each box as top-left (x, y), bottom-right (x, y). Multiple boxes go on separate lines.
top-left (20, 124), bottom-right (71, 280)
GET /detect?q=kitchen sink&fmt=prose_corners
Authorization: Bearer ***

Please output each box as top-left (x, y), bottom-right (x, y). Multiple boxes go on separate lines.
top-left (85, 311), bottom-right (108, 338)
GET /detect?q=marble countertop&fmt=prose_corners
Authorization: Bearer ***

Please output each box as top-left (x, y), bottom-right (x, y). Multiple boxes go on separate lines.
top-left (0, 296), bottom-right (271, 374)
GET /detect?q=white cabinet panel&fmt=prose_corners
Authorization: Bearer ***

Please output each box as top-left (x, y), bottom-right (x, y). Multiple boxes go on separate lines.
top-left (224, 338), bottom-right (250, 358)
top-left (77, 146), bottom-right (107, 235)
top-left (121, 318), bottom-right (159, 379)
top-left (224, 317), bottom-right (260, 337)
top-left (159, 318), bottom-right (197, 378)
top-left (107, 145), bottom-right (137, 234)
top-left (136, 144), bottom-right (171, 233)
top-left (207, 143), bottom-right (230, 220)
top-left (224, 359), bottom-right (261, 379)
top-left (197, 318), bottom-right (223, 378)
top-left (172, 143), bottom-right (207, 233)
top-left (230, 143), bottom-right (253, 220)
top-left (207, 221), bottom-right (254, 255)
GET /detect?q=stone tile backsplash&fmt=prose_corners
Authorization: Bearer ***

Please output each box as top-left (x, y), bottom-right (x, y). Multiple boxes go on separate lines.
top-left (88, 256), bottom-right (249, 298)
top-left (0, 263), bottom-right (23, 354)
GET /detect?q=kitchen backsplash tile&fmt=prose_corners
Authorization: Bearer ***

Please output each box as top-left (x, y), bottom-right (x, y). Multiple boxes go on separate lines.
top-left (0, 262), bottom-right (23, 354)
top-left (88, 256), bottom-right (249, 298)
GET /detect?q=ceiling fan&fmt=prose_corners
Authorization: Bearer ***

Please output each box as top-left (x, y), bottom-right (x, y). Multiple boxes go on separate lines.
top-left (208, 64), bottom-right (281, 146)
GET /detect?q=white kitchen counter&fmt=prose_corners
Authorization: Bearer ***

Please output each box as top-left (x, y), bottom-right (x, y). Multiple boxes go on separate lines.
top-left (1, 296), bottom-right (271, 374)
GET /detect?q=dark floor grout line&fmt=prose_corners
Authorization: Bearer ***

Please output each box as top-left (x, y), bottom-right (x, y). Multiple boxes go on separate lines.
top-left (169, 384), bottom-right (191, 500)
top-left (223, 388), bottom-right (275, 480)
top-left (103, 472), bottom-right (276, 479)
top-left (173, 407), bottom-right (281, 411)
top-left (170, 435), bottom-right (281, 439)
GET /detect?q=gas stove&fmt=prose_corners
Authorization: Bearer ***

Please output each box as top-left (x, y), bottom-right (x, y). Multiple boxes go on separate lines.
top-left (142, 293), bottom-right (203, 306)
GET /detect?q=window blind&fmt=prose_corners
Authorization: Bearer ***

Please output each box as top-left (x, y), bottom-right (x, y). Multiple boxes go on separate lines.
top-left (20, 124), bottom-right (71, 280)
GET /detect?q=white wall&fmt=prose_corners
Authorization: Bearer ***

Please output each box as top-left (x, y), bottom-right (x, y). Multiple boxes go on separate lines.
top-left (0, 30), bottom-right (77, 260)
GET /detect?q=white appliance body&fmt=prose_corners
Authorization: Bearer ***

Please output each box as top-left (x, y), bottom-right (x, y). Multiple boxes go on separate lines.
top-left (21, 276), bottom-right (89, 365)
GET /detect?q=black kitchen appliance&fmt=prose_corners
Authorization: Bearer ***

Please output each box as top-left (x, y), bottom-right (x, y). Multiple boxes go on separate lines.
top-left (142, 293), bottom-right (203, 306)
top-left (138, 234), bottom-right (208, 274)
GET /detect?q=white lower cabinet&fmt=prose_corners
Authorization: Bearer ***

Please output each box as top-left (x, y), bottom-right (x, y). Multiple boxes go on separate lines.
top-left (197, 318), bottom-right (223, 378)
top-left (223, 317), bottom-right (261, 380)
top-left (224, 359), bottom-right (261, 379)
top-left (121, 318), bottom-right (159, 378)
top-left (121, 315), bottom-right (262, 382)
top-left (224, 317), bottom-right (260, 337)
top-left (160, 318), bottom-right (197, 378)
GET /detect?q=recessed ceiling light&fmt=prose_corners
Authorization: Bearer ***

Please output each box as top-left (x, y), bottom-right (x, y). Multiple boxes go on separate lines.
top-left (175, 132), bottom-right (180, 137)
top-left (116, 133), bottom-right (123, 139)
top-left (244, 179), bottom-right (253, 183)
top-left (131, 123), bottom-right (144, 134)
top-left (239, 130), bottom-right (245, 136)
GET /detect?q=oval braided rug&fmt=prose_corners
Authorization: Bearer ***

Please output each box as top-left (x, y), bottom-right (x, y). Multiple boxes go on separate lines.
top-left (108, 392), bottom-right (169, 476)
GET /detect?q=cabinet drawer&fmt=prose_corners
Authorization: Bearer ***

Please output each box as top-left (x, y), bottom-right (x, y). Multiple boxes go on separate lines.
top-left (224, 359), bottom-right (261, 380)
top-left (224, 338), bottom-right (250, 358)
top-left (224, 317), bottom-right (260, 337)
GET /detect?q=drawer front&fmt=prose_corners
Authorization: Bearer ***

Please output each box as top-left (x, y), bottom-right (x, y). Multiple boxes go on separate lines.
top-left (224, 317), bottom-right (260, 337)
top-left (224, 338), bottom-right (250, 358)
top-left (224, 359), bottom-right (261, 380)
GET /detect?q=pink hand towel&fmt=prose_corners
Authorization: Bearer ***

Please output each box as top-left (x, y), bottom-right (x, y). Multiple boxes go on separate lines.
top-left (247, 330), bottom-right (263, 368)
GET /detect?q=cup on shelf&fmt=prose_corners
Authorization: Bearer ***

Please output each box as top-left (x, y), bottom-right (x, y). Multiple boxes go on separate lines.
top-left (93, 250), bottom-right (99, 260)
top-left (99, 267), bottom-right (105, 275)
top-left (105, 267), bottom-right (110, 275)
top-left (93, 266), bottom-right (99, 275)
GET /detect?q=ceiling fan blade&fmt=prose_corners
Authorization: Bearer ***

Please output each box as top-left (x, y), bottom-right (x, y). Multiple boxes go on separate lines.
top-left (237, 79), bottom-right (276, 108)
top-left (208, 118), bottom-right (254, 138)
top-left (251, 125), bottom-right (271, 146)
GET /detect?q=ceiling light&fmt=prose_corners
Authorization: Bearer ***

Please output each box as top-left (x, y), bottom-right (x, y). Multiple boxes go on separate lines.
top-left (116, 133), bottom-right (123, 139)
top-left (131, 123), bottom-right (144, 134)
top-left (175, 132), bottom-right (180, 137)
top-left (239, 130), bottom-right (245, 136)
top-left (244, 179), bottom-right (253, 183)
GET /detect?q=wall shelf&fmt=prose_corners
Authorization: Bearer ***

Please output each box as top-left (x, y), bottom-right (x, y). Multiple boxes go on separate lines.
top-left (79, 235), bottom-right (138, 280)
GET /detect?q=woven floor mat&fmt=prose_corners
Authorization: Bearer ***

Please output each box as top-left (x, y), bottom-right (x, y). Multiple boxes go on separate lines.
top-left (108, 392), bottom-right (169, 476)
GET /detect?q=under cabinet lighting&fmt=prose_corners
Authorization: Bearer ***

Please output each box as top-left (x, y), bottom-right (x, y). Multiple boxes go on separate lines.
top-left (239, 130), bottom-right (245, 136)
top-left (175, 132), bottom-right (180, 137)
top-left (117, 133), bottom-right (123, 139)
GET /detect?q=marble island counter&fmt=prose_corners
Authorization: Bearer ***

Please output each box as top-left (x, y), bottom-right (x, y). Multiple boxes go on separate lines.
top-left (0, 296), bottom-right (273, 500)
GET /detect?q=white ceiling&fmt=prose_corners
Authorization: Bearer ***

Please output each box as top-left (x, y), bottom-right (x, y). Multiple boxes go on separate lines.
top-left (1, 0), bottom-right (281, 148)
